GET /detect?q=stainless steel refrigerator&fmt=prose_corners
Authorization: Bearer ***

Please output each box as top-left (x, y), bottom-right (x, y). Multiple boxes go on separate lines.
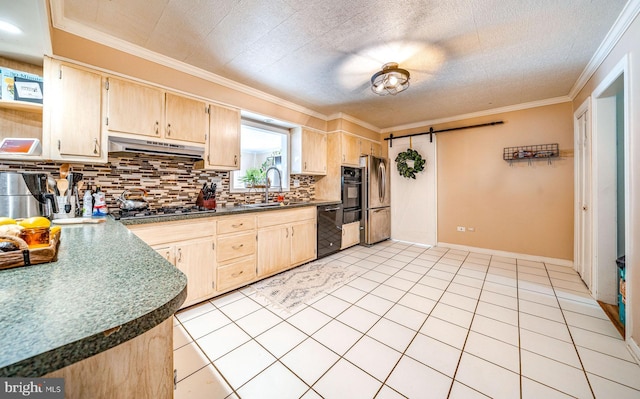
top-left (360, 155), bottom-right (391, 245)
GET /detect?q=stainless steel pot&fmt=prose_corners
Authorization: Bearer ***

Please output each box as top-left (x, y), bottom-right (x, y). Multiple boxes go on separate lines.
top-left (0, 172), bottom-right (58, 219)
top-left (116, 189), bottom-right (149, 211)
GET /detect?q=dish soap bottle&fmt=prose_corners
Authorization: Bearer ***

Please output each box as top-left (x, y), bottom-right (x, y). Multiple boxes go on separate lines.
top-left (82, 189), bottom-right (93, 217)
top-left (92, 187), bottom-right (107, 216)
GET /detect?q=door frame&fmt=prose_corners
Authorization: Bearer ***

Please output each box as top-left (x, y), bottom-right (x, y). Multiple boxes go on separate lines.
top-left (589, 55), bottom-right (631, 332)
top-left (573, 97), bottom-right (592, 290)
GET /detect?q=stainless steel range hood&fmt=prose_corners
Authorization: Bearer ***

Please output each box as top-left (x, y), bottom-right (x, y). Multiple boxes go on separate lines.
top-left (108, 136), bottom-right (204, 158)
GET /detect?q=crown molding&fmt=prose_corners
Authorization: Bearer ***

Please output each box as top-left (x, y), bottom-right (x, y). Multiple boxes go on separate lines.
top-left (49, 0), bottom-right (328, 122)
top-left (568, 0), bottom-right (640, 99)
top-left (382, 96), bottom-right (571, 133)
top-left (327, 112), bottom-right (382, 133)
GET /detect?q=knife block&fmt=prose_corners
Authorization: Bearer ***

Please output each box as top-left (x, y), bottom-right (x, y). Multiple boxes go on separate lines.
top-left (196, 190), bottom-right (216, 210)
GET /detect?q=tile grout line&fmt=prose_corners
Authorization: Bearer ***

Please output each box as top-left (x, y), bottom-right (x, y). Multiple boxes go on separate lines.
top-left (446, 251), bottom-right (491, 399)
top-left (544, 260), bottom-right (596, 399)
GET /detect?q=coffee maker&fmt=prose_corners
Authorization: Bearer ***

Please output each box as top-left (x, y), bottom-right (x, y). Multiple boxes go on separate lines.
top-left (0, 172), bottom-right (58, 219)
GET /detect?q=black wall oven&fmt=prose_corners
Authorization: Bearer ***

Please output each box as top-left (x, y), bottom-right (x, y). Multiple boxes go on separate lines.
top-left (341, 166), bottom-right (362, 224)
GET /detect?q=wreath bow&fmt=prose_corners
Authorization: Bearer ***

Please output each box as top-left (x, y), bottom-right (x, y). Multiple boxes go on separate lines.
top-left (395, 148), bottom-right (425, 179)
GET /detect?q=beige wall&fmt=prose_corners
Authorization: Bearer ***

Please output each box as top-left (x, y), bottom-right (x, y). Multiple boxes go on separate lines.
top-left (387, 102), bottom-right (575, 260)
top-left (573, 14), bottom-right (640, 348)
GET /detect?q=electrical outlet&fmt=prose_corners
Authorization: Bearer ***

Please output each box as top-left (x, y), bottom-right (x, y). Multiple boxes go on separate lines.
top-left (468, 227), bottom-right (475, 232)
top-left (456, 226), bottom-right (466, 232)
top-left (293, 179), bottom-right (300, 188)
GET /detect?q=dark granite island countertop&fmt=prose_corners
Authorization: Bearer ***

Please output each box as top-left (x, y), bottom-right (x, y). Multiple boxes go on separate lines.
top-left (0, 218), bottom-right (187, 377)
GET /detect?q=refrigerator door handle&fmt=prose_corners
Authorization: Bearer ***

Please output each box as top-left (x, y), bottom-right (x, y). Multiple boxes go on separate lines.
top-left (378, 161), bottom-right (386, 203)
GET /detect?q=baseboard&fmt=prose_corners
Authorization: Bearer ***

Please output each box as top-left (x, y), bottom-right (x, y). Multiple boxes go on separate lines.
top-left (436, 242), bottom-right (574, 268)
top-left (389, 239), bottom-right (432, 248)
top-left (628, 337), bottom-right (640, 364)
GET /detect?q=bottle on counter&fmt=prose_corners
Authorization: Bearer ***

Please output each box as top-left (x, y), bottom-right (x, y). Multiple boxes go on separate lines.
top-left (82, 189), bottom-right (93, 217)
top-left (92, 187), bottom-right (107, 217)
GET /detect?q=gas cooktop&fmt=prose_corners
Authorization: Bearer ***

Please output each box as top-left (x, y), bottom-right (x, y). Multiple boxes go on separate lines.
top-left (112, 206), bottom-right (216, 220)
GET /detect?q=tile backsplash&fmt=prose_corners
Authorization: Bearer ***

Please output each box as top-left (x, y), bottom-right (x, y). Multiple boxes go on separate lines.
top-left (0, 154), bottom-right (316, 212)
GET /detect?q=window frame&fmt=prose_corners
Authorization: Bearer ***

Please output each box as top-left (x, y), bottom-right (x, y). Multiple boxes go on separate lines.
top-left (230, 120), bottom-right (291, 193)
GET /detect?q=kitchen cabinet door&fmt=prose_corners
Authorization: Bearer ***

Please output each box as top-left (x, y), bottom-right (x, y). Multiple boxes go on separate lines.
top-left (341, 221), bottom-right (361, 249)
top-left (175, 238), bottom-right (216, 306)
top-left (104, 77), bottom-right (163, 138)
top-left (48, 62), bottom-right (104, 161)
top-left (206, 103), bottom-right (240, 170)
top-left (290, 220), bottom-right (316, 266)
top-left (152, 245), bottom-right (176, 265)
top-left (257, 225), bottom-right (291, 278)
top-left (341, 133), bottom-right (361, 166)
top-left (165, 92), bottom-right (207, 143)
top-left (369, 142), bottom-right (382, 157)
top-left (292, 127), bottom-right (327, 175)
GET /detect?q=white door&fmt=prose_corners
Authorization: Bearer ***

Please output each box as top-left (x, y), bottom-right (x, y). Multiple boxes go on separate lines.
top-left (389, 135), bottom-right (437, 246)
top-left (575, 106), bottom-right (592, 290)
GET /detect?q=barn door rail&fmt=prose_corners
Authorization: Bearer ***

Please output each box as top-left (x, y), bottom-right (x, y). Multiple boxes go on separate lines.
top-left (385, 121), bottom-right (504, 147)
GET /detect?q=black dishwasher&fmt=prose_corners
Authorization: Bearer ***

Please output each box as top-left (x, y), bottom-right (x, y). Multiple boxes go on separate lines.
top-left (317, 204), bottom-right (342, 258)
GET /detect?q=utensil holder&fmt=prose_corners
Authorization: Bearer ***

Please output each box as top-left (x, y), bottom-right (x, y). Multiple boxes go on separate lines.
top-left (196, 190), bottom-right (216, 210)
top-left (54, 196), bottom-right (75, 219)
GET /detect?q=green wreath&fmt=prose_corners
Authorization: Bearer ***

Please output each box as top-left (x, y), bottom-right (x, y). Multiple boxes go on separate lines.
top-left (395, 148), bottom-right (425, 179)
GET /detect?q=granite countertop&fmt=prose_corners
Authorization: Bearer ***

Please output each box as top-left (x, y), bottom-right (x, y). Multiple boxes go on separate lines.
top-left (118, 199), bottom-right (342, 225)
top-left (0, 218), bottom-right (187, 377)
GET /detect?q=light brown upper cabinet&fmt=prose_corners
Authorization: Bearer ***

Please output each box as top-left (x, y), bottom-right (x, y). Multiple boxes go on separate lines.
top-left (104, 77), bottom-right (163, 138)
top-left (46, 59), bottom-right (105, 162)
top-left (291, 127), bottom-right (327, 175)
top-left (205, 103), bottom-right (241, 170)
top-left (164, 92), bottom-right (207, 143)
top-left (364, 141), bottom-right (382, 157)
top-left (105, 78), bottom-right (207, 144)
top-left (341, 133), bottom-right (361, 166)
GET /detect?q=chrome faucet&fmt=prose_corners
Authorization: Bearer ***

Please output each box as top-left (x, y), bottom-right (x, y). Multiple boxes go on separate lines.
top-left (264, 166), bottom-right (282, 203)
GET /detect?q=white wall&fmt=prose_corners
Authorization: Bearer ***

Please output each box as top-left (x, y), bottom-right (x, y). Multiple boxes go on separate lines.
top-left (389, 135), bottom-right (437, 245)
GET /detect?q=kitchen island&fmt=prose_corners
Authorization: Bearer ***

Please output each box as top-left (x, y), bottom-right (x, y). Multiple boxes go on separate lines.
top-left (0, 218), bottom-right (187, 397)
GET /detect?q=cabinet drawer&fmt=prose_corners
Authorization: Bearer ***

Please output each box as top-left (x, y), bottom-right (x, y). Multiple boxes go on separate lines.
top-left (217, 257), bottom-right (256, 292)
top-left (257, 207), bottom-right (316, 228)
top-left (217, 215), bottom-right (256, 235)
top-left (217, 232), bottom-right (256, 263)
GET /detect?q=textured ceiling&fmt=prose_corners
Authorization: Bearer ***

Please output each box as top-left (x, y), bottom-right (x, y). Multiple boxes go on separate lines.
top-left (57, 0), bottom-right (627, 128)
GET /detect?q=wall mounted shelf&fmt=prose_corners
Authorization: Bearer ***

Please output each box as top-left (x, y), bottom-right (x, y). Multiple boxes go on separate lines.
top-left (503, 143), bottom-right (559, 165)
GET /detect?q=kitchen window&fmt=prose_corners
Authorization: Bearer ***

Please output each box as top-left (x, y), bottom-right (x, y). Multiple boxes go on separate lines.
top-left (231, 121), bottom-right (289, 192)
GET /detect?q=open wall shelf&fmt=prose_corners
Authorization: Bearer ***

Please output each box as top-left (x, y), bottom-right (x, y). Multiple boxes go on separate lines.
top-left (503, 143), bottom-right (559, 165)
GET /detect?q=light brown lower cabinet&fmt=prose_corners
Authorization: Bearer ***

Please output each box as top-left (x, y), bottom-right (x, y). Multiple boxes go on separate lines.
top-left (153, 238), bottom-right (215, 306)
top-left (128, 219), bottom-right (216, 309)
top-left (341, 221), bottom-right (361, 249)
top-left (44, 318), bottom-right (173, 399)
top-left (128, 207), bottom-right (318, 303)
top-left (214, 214), bottom-right (257, 294)
top-left (257, 208), bottom-right (317, 278)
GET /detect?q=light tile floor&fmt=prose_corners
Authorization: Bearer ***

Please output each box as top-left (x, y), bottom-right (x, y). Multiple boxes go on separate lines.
top-left (173, 241), bottom-right (640, 399)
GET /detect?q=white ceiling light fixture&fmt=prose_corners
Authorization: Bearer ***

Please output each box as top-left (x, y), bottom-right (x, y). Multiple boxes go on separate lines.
top-left (0, 20), bottom-right (22, 35)
top-left (371, 62), bottom-right (410, 96)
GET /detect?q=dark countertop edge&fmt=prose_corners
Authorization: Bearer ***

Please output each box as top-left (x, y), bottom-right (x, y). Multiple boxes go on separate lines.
top-left (0, 286), bottom-right (187, 378)
top-left (119, 199), bottom-right (342, 225)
